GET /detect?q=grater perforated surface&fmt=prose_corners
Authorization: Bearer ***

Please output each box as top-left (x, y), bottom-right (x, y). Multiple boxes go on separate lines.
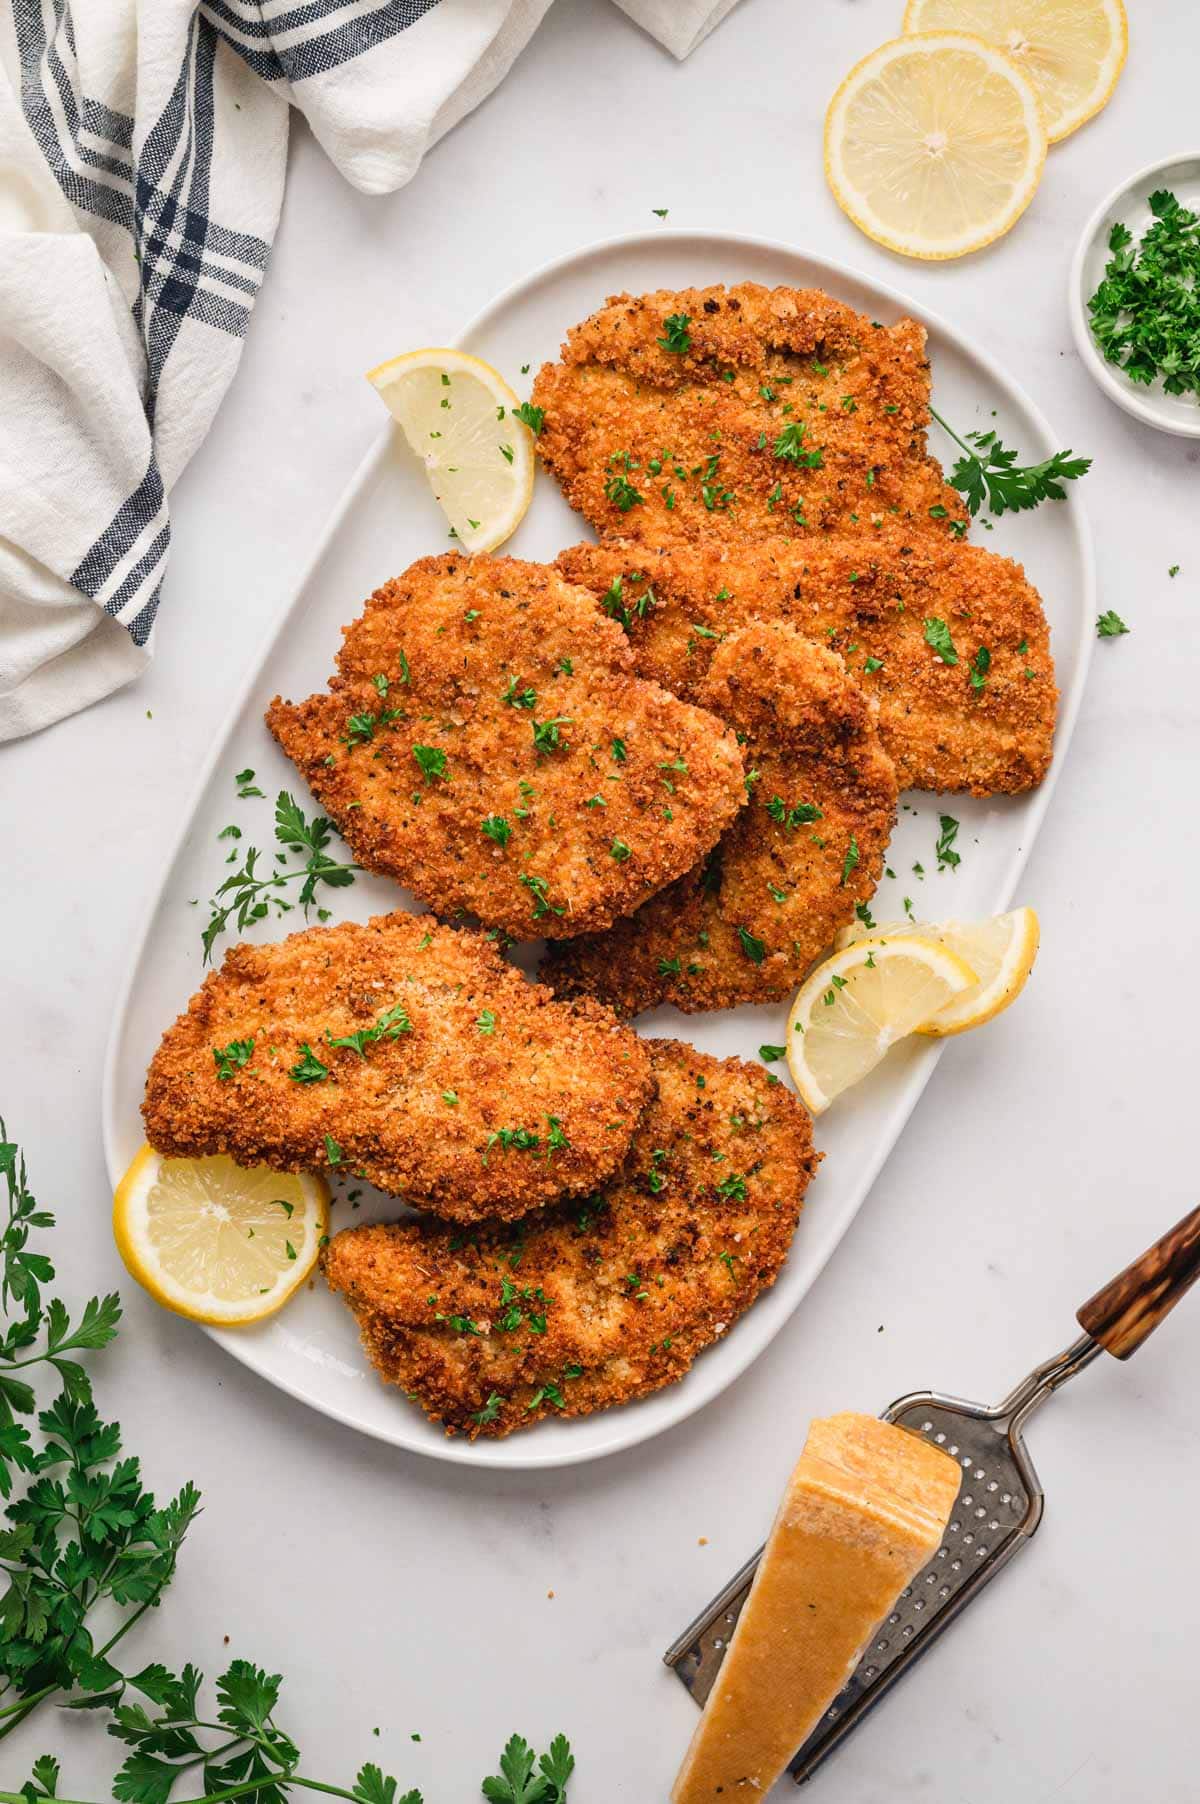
top-left (664, 1335), bottom-right (1103, 1783)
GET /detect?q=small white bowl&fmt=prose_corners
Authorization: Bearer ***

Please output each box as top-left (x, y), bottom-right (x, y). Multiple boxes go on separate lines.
top-left (1069, 151), bottom-right (1200, 439)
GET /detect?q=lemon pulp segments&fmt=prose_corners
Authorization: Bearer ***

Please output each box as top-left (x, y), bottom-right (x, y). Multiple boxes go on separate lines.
top-left (834, 908), bottom-right (1040, 1036)
top-left (824, 33), bottom-right (1047, 260)
top-left (367, 349), bottom-right (535, 554)
top-left (787, 935), bottom-right (976, 1112)
top-left (113, 1148), bottom-right (327, 1325)
top-left (903, 0), bottom-right (1126, 141)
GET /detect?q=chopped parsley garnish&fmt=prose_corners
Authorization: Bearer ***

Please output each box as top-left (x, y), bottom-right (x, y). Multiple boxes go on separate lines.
top-left (855, 900), bottom-right (875, 929)
top-left (325, 1000), bottom-right (412, 1058)
top-left (413, 743), bottom-right (447, 782)
top-left (520, 871), bottom-right (565, 919)
top-left (323, 1134), bottom-right (342, 1165)
top-left (288, 1043), bottom-right (329, 1084)
top-left (864, 655), bottom-right (884, 674)
top-left (476, 1009), bottom-right (496, 1035)
top-left (471, 1392), bottom-right (505, 1424)
top-left (969, 645), bottom-right (991, 692)
top-left (235, 768), bottom-right (264, 799)
top-left (657, 312), bottom-right (692, 354)
top-left (213, 1038), bottom-right (254, 1081)
top-left (923, 616), bottom-right (959, 665)
top-left (532, 715), bottom-right (571, 755)
top-left (1097, 609), bottom-right (1130, 637)
top-left (611, 736), bottom-right (627, 763)
top-left (501, 675), bottom-right (537, 709)
top-left (610, 838), bottom-right (631, 862)
top-left (737, 926), bottom-right (766, 964)
top-left (481, 813), bottom-right (513, 846)
top-left (773, 422), bottom-right (822, 468)
top-left (935, 814), bottom-right (961, 871)
top-left (513, 401), bottom-right (544, 435)
top-left (840, 836), bottom-right (860, 887)
top-left (1088, 192), bottom-right (1200, 399)
top-left (604, 472), bottom-right (645, 512)
top-left (766, 794), bottom-right (823, 831)
top-left (715, 1172), bottom-right (747, 1201)
top-left (758, 1044), bottom-right (786, 1064)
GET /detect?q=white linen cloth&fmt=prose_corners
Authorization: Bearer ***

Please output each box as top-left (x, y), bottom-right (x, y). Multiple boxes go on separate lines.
top-left (0, 0), bottom-right (741, 742)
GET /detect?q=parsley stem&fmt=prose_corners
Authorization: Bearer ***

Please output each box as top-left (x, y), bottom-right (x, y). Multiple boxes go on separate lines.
top-left (928, 406), bottom-right (975, 460)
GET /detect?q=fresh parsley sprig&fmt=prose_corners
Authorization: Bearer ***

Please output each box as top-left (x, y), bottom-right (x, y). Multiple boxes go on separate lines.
top-left (201, 793), bottom-right (360, 963)
top-left (0, 1129), bottom-right (197, 1745)
top-left (930, 410), bottom-right (1090, 518)
top-left (0, 1127), bottom-right (576, 1804)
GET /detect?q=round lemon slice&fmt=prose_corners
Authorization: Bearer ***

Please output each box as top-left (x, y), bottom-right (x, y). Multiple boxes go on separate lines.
top-left (113, 1147), bottom-right (329, 1326)
top-left (367, 348), bottom-right (535, 554)
top-left (903, 0), bottom-right (1126, 142)
top-left (786, 935), bottom-right (976, 1113)
top-left (824, 33), bottom-right (1048, 260)
top-left (834, 906), bottom-right (1040, 1036)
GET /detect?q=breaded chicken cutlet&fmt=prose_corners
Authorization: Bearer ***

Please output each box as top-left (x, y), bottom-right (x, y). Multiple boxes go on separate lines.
top-left (323, 1039), bottom-right (818, 1438)
top-left (557, 527), bottom-right (1057, 795)
top-left (545, 623), bottom-right (897, 1016)
top-left (142, 912), bottom-right (653, 1225)
top-left (267, 555), bottom-right (745, 941)
top-left (529, 283), bottom-right (966, 550)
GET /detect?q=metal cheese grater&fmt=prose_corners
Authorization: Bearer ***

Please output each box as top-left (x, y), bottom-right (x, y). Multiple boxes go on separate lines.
top-left (664, 1203), bottom-right (1200, 1784)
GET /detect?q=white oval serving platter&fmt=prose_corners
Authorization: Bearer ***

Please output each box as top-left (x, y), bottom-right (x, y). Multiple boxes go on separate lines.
top-left (103, 230), bottom-right (1094, 1471)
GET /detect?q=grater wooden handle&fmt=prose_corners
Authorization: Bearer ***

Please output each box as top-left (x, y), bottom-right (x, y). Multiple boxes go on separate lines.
top-left (1077, 1205), bottom-right (1200, 1359)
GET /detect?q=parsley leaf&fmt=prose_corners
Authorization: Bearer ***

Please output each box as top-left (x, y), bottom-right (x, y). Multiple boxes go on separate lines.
top-left (656, 313), bottom-right (691, 355)
top-left (1097, 609), bottom-right (1130, 637)
top-left (923, 616), bottom-right (959, 665)
top-left (931, 409), bottom-right (1090, 517)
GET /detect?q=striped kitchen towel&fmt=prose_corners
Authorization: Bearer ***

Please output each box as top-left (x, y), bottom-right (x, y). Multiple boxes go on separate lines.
top-left (0, 0), bottom-right (742, 742)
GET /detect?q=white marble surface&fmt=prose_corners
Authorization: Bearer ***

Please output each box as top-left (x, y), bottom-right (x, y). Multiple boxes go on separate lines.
top-left (4, 1), bottom-right (1200, 1798)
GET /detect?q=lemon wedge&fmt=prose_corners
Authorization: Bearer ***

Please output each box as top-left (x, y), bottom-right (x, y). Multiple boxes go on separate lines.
top-left (824, 33), bottom-right (1048, 260)
top-left (903, 0), bottom-right (1126, 142)
top-left (113, 1147), bottom-right (328, 1326)
top-left (367, 347), bottom-right (535, 553)
top-left (786, 935), bottom-right (976, 1113)
top-left (834, 906), bottom-right (1040, 1037)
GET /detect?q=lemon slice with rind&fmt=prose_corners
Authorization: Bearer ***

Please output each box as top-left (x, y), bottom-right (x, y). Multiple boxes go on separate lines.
top-left (835, 906), bottom-right (1040, 1036)
top-left (113, 1147), bottom-right (328, 1326)
top-left (367, 347), bottom-right (535, 553)
top-left (786, 935), bottom-right (976, 1113)
top-left (903, 0), bottom-right (1126, 142)
top-left (824, 33), bottom-right (1048, 260)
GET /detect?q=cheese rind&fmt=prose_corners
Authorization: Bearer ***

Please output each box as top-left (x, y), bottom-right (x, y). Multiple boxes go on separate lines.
top-left (671, 1413), bottom-right (961, 1801)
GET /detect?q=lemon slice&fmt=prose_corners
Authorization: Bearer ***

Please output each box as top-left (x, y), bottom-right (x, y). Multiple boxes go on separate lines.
top-left (824, 33), bottom-right (1048, 260)
top-left (367, 348), bottom-right (535, 553)
top-left (834, 906), bottom-right (1040, 1036)
top-left (113, 1146), bottom-right (328, 1326)
top-left (903, 0), bottom-right (1126, 141)
top-left (786, 935), bottom-right (976, 1113)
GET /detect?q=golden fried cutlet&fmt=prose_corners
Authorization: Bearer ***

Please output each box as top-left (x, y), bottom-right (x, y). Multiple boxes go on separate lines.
top-left (557, 528), bottom-right (1057, 796)
top-left (530, 284), bottom-right (966, 550)
top-left (142, 912), bottom-right (653, 1225)
top-left (266, 554), bottom-right (745, 942)
top-left (323, 1039), bottom-right (818, 1438)
top-left (545, 623), bottom-right (897, 1016)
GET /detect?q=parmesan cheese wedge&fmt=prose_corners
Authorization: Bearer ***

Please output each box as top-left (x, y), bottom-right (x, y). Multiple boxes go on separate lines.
top-left (671, 1413), bottom-right (961, 1801)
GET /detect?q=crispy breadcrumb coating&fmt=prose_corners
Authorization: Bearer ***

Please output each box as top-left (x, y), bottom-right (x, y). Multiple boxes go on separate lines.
top-left (142, 912), bottom-right (653, 1224)
top-left (530, 284), bottom-right (966, 549)
top-left (557, 527), bottom-right (1057, 796)
top-left (544, 623), bottom-right (897, 1015)
top-left (266, 554), bottom-right (745, 941)
top-left (323, 1039), bottom-right (818, 1438)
